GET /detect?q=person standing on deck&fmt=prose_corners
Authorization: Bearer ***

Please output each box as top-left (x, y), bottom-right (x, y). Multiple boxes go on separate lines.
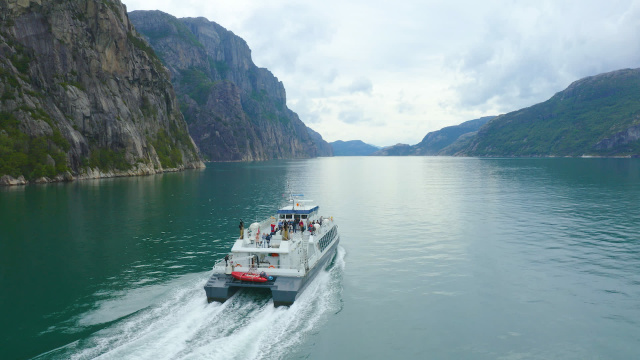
top-left (239, 219), bottom-right (244, 239)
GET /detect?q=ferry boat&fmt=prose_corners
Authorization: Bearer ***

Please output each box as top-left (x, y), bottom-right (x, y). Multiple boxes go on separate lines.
top-left (204, 194), bottom-right (340, 307)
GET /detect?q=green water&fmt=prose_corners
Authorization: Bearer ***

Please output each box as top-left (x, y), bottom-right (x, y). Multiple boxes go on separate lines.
top-left (2, 158), bottom-right (640, 359)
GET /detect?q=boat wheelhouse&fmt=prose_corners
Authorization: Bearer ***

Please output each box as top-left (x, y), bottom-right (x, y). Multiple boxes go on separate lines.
top-left (204, 194), bottom-right (340, 307)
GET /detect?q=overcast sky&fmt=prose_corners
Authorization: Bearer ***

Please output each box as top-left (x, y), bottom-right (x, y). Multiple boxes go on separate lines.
top-left (124, 0), bottom-right (640, 147)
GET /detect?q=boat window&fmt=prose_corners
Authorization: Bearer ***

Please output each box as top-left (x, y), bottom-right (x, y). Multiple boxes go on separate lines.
top-left (279, 215), bottom-right (285, 219)
top-left (286, 214), bottom-right (292, 219)
top-left (301, 215), bottom-right (307, 219)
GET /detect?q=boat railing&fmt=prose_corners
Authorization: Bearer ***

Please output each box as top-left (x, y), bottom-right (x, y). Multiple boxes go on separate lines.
top-left (243, 228), bottom-right (311, 249)
top-left (212, 257), bottom-right (230, 270)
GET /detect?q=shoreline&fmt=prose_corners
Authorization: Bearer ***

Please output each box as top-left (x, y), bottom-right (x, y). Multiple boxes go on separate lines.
top-left (0, 161), bottom-right (206, 187)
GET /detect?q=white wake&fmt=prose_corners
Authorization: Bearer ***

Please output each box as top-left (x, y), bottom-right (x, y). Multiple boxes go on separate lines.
top-left (40, 246), bottom-right (345, 360)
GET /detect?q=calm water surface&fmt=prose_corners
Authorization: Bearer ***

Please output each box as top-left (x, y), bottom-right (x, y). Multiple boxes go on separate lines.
top-left (1, 157), bottom-right (640, 359)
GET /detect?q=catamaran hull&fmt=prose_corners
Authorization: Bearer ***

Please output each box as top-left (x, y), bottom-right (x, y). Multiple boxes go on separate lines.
top-left (204, 237), bottom-right (340, 307)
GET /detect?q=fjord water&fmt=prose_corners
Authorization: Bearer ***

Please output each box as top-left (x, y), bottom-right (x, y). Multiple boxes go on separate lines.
top-left (2, 158), bottom-right (640, 359)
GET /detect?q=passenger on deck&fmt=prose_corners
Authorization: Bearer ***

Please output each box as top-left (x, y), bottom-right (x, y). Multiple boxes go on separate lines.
top-left (299, 220), bottom-right (304, 232)
top-left (283, 222), bottom-right (289, 240)
top-left (239, 219), bottom-right (244, 239)
top-left (292, 220), bottom-right (297, 233)
top-left (271, 223), bottom-right (276, 233)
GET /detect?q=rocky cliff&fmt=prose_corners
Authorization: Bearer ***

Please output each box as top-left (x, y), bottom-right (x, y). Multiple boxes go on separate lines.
top-left (460, 68), bottom-right (640, 157)
top-left (129, 11), bottom-right (332, 161)
top-left (0, 0), bottom-right (203, 185)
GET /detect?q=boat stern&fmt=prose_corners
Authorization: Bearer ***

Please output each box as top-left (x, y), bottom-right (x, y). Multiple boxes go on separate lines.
top-left (204, 274), bottom-right (238, 303)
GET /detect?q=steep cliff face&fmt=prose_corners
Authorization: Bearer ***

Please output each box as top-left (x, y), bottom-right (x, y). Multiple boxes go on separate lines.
top-left (0, 0), bottom-right (203, 185)
top-left (129, 11), bottom-right (332, 161)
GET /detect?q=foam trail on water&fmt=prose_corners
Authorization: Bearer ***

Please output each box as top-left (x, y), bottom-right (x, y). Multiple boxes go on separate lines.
top-left (42, 246), bottom-right (345, 360)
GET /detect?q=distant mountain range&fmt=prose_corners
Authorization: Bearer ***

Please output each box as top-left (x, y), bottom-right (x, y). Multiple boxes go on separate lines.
top-left (371, 116), bottom-right (494, 156)
top-left (330, 140), bottom-right (379, 156)
top-left (370, 67), bottom-right (640, 158)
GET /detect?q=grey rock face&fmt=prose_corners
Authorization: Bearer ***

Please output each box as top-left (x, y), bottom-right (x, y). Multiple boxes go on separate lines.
top-left (129, 11), bottom-right (332, 161)
top-left (0, 0), bottom-right (203, 185)
top-left (593, 124), bottom-right (640, 151)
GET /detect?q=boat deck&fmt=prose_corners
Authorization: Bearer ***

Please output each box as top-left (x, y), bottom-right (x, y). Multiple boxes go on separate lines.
top-left (204, 193), bottom-right (338, 306)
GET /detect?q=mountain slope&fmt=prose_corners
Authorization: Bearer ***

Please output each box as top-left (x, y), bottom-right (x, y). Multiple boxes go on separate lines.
top-left (371, 116), bottom-right (493, 156)
top-left (330, 140), bottom-right (379, 156)
top-left (0, 0), bottom-right (203, 185)
top-left (414, 116), bottom-right (494, 155)
top-left (371, 143), bottom-right (413, 156)
top-left (129, 11), bottom-right (332, 161)
top-left (461, 68), bottom-right (640, 157)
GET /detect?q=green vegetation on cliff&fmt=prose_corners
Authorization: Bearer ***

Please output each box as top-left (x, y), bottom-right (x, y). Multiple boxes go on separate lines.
top-left (86, 147), bottom-right (131, 171)
top-left (179, 67), bottom-right (217, 106)
top-left (149, 129), bottom-right (182, 169)
top-left (462, 68), bottom-right (640, 157)
top-left (0, 112), bottom-right (69, 180)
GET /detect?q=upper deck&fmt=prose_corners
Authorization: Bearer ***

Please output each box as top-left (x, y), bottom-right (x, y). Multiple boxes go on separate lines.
top-left (276, 197), bottom-right (319, 221)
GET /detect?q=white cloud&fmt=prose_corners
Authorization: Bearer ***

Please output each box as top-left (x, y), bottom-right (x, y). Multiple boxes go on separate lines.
top-left (344, 77), bottom-right (373, 95)
top-left (125, 0), bottom-right (640, 146)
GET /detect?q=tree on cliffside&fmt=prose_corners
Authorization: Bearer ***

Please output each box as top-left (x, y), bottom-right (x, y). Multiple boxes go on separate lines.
top-left (0, 0), bottom-right (203, 185)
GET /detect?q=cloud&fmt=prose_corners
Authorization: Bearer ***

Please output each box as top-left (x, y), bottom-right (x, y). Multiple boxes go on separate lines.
top-left (344, 77), bottom-right (373, 95)
top-left (395, 91), bottom-right (417, 114)
top-left (238, 3), bottom-right (335, 74)
top-left (449, 0), bottom-right (640, 113)
top-left (338, 108), bottom-right (370, 125)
